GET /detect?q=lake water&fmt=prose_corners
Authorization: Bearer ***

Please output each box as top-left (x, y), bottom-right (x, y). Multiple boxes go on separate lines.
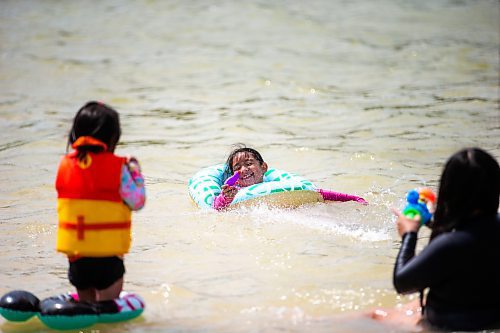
top-left (0, 1), bottom-right (498, 332)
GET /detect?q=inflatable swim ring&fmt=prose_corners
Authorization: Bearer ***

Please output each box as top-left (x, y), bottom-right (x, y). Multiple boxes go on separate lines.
top-left (188, 164), bottom-right (324, 209)
top-left (0, 289), bottom-right (144, 330)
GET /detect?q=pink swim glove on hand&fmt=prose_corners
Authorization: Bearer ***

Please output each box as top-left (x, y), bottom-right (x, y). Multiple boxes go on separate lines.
top-left (318, 189), bottom-right (368, 205)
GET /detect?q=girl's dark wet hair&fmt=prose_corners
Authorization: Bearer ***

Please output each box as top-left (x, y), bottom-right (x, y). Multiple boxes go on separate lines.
top-left (68, 101), bottom-right (121, 158)
top-left (225, 144), bottom-right (265, 174)
top-left (430, 147), bottom-right (499, 240)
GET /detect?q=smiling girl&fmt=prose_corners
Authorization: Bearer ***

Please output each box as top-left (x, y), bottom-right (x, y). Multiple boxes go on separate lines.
top-left (212, 145), bottom-right (367, 210)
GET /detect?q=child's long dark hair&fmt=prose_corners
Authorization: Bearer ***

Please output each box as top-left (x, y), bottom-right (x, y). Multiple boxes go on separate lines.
top-left (68, 101), bottom-right (121, 159)
top-left (430, 147), bottom-right (499, 240)
top-left (225, 144), bottom-right (265, 174)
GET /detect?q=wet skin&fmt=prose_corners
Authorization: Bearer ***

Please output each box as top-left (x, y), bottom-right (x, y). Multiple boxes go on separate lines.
top-left (221, 152), bottom-right (268, 201)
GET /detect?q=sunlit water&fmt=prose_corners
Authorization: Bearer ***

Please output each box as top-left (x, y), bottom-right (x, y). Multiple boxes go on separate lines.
top-left (0, 1), bottom-right (498, 332)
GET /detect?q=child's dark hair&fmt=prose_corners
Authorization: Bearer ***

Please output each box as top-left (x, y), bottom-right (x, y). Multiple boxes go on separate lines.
top-left (430, 147), bottom-right (499, 240)
top-left (225, 144), bottom-right (265, 174)
top-left (68, 101), bottom-right (121, 158)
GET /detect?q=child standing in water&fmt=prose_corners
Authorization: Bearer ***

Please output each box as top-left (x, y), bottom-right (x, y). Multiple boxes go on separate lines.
top-left (55, 101), bottom-right (145, 302)
top-left (213, 146), bottom-right (367, 210)
top-left (370, 147), bottom-right (500, 331)
top-left (390, 147), bottom-right (500, 331)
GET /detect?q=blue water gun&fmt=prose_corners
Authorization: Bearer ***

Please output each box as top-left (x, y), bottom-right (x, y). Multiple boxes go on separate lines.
top-left (402, 188), bottom-right (436, 225)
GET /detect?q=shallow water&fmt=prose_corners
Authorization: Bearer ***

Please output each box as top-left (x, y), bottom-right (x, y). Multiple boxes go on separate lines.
top-left (0, 0), bottom-right (499, 332)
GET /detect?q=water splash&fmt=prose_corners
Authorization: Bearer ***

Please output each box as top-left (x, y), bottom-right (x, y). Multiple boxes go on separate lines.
top-left (227, 203), bottom-right (392, 242)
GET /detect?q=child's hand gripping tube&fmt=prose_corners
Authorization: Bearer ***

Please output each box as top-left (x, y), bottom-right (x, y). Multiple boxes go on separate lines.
top-left (402, 188), bottom-right (436, 225)
top-left (224, 172), bottom-right (240, 186)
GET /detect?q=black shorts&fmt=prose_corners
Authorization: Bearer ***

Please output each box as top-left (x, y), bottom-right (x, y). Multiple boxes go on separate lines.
top-left (68, 257), bottom-right (125, 290)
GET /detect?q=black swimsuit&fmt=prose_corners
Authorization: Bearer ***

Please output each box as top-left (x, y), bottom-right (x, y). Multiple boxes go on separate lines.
top-left (393, 215), bottom-right (500, 331)
top-left (69, 257), bottom-right (125, 290)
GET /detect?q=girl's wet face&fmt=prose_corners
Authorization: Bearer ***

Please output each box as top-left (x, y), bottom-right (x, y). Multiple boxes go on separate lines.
top-left (231, 152), bottom-right (268, 187)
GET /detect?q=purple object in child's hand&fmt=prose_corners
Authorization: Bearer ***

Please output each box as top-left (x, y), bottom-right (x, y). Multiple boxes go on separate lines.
top-left (225, 172), bottom-right (240, 186)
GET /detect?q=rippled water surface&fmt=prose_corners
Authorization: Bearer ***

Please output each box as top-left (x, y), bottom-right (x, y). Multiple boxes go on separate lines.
top-left (0, 1), bottom-right (498, 332)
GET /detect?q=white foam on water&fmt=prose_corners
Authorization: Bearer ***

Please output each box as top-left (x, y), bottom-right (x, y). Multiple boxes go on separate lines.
top-left (228, 203), bottom-right (392, 243)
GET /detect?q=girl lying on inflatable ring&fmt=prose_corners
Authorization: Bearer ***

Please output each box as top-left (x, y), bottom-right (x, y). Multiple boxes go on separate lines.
top-left (213, 146), bottom-right (368, 210)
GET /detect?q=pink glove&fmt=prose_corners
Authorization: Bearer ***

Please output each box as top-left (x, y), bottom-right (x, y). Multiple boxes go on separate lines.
top-left (212, 193), bottom-right (231, 210)
top-left (319, 189), bottom-right (368, 205)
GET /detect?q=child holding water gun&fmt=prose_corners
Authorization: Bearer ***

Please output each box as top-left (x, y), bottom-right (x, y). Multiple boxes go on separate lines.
top-left (213, 145), bottom-right (367, 210)
top-left (55, 101), bottom-right (145, 302)
top-left (373, 148), bottom-right (500, 331)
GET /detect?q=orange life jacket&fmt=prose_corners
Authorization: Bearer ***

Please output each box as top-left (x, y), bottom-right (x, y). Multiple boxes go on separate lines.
top-left (55, 139), bottom-right (131, 257)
